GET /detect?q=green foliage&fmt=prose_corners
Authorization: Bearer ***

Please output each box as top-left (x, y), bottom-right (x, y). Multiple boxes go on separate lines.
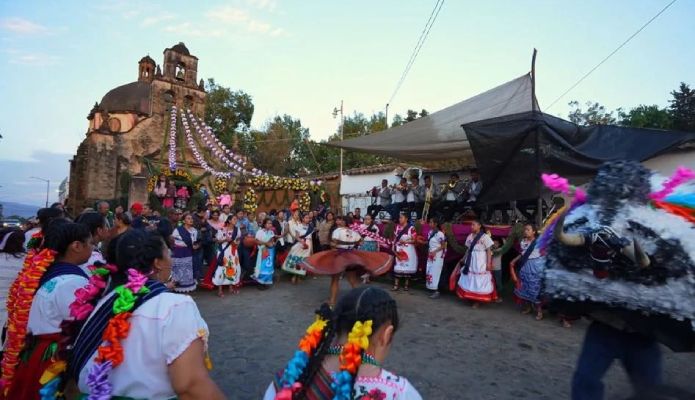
top-left (669, 82), bottom-right (695, 132)
top-left (204, 78), bottom-right (255, 152)
top-left (567, 101), bottom-right (616, 125)
top-left (618, 105), bottom-right (672, 129)
top-left (391, 108), bottom-right (429, 127)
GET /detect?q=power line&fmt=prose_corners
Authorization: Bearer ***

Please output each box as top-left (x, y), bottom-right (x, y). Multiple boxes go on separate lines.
top-left (387, 0), bottom-right (445, 105)
top-left (546, 0), bottom-right (678, 110)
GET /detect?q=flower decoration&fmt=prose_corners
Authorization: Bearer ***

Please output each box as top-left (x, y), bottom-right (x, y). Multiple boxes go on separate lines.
top-left (1, 248), bottom-right (57, 395)
top-left (214, 177), bottom-right (228, 194)
top-left (650, 166), bottom-right (695, 201)
top-left (243, 188), bottom-right (258, 214)
top-left (180, 112), bottom-right (234, 179)
top-left (541, 173), bottom-right (586, 202)
top-left (168, 107), bottom-right (178, 172)
top-left (299, 192), bottom-right (311, 212)
top-left (276, 315), bottom-right (329, 400)
top-left (84, 268), bottom-right (151, 399)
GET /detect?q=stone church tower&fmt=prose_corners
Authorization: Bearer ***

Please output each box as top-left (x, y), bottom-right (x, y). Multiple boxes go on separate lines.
top-left (68, 43), bottom-right (207, 212)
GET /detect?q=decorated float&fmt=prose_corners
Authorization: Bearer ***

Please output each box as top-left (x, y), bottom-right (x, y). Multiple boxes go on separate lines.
top-left (144, 106), bottom-right (333, 213)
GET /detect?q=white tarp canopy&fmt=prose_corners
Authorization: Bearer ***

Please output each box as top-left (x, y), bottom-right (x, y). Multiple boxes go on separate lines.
top-left (328, 73), bottom-right (539, 161)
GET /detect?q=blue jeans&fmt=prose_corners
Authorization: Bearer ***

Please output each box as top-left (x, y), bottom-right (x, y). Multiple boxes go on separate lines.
top-left (572, 321), bottom-right (662, 400)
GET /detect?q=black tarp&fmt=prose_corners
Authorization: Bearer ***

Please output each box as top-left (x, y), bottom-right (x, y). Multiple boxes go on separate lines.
top-left (463, 111), bottom-right (695, 204)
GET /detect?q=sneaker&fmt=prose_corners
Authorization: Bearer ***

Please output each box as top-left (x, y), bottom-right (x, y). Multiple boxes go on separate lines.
top-left (429, 291), bottom-right (440, 299)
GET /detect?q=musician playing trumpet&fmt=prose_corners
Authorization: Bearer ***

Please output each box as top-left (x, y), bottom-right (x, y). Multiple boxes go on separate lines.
top-left (386, 177), bottom-right (408, 221)
top-left (421, 175), bottom-right (441, 221)
top-left (440, 173), bottom-right (466, 221)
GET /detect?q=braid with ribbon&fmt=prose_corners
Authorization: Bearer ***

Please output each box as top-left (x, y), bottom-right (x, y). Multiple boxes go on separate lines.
top-left (275, 304), bottom-right (333, 400)
top-left (331, 319), bottom-right (373, 400)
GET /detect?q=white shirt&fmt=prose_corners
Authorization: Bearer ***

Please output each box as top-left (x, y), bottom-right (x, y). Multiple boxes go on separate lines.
top-left (77, 292), bottom-right (209, 399)
top-left (27, 272), bottom-right (88, 335)
top-left (332, 227), bottom-right (361, 249)
top-left (428, 231), bottom-right (446, 253)
top-left (0, 253), bottom-right (25, 331)
top-left (171, 226), bottom-right (198, 247)
top-left (78, 250), bottom-right (105, 275)
top-left (392, 190), bottom-right (405, 204)
top-left (263, 369), bottom-right (422, 400)
top-left (24, 227), bottom-right (41, 249)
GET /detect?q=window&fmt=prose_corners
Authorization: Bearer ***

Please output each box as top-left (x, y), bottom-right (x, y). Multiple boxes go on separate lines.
top-left (175, 63), bottom-right (185, 81)
top-left (163, 90), bottom-right (175, 111)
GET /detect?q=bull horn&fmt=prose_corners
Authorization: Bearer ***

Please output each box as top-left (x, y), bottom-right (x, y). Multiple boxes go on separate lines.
top-left (553, 213), bottom-right (585, 247)
top-left (623, 240), bottom-right (650, 268)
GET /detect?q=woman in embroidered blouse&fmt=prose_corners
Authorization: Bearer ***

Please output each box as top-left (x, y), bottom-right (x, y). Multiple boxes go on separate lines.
top-left (73, 230), bottom-right (225, 399)
top-left (212, 215), bottom-right (242, 297)
top-left (265, 286), bottom-right (422, 399)
top-left (281, 212), bottom-right (313, 283)
top-left (2, 220), bottom-right (92, 399)
top-left (392, 213), bottom-right (418, 292)
top-left (170, 213), bottom-right (199, 293)
top-left (452, 219), bottom-right (497, 307)
top-left (253, 218), bottom-right (277, 287)
top-left (426, 218), bottom-right (447, 299)
top-left (510, 223), bottom-right (545, 320)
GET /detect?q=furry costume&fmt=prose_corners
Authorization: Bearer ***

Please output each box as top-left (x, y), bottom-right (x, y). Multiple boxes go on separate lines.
top-left (541, 161), bottom-right (695, 351)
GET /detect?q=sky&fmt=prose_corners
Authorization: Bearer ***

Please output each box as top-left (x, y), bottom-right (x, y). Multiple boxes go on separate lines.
top-left (0, 0), bottom-right (693, 207)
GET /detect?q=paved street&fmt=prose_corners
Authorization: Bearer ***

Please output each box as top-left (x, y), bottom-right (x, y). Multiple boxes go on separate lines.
top-left (192, 277), bottom-right (695, 400)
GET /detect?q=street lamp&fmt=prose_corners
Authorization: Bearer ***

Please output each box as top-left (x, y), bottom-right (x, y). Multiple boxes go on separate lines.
top-left (332, 100), bottom-right (344, 177)
top-left (30, 176), bottom-right (50, 207)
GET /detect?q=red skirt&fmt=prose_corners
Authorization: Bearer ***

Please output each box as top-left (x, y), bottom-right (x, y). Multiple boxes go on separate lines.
top-left (300, 249), bottom-right (393, 276)
top-left (4, 332), bottom-right (63, 400)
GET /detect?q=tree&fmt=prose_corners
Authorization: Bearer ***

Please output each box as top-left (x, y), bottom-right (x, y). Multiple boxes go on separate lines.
top-left (568, 101), bottom-right (616, 125)
top-left (390, 108), bottom-right (429, 127)
top-left (669, 82), bottom-right (695, 132)
top-left (204, 78), bottom-right (255, 149)
top-left (246, 115), bottom-right (312, 177)
top-left (618, 105), bottom-right (672, 129)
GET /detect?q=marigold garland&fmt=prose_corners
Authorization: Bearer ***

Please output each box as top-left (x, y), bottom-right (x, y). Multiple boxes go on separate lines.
top-left (332, 320), bottom-right (373, 400)
top-left (299, 192), bottom-right (311, 212)
top-left (0, 248), bottom-right (57, 395)
top-left (243, 188), bottom-right (258, 214)
top-left (275, 315), bottom-right (329, 399)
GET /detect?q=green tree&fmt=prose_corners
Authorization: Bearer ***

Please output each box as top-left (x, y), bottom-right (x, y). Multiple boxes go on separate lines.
top-left (568, 101), bottom-right (616, 125)
top-left (247, 115), bottom-right (312, 176)
top-left (390, 108), bottom-right (429, 127)
top-left (204, 78), bottom-right (255, 149)
top-left (618, 105), bottom-right (672, 129)
top-left (669, 82), bottom-right (695, 132)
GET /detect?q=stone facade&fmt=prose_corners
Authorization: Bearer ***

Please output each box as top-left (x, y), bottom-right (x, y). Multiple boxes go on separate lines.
top-left (68, 43), bottom-right (207, 213)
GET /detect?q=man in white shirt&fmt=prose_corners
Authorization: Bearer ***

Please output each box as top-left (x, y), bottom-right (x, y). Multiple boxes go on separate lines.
top-left (387, 177), bottom-right (407, 221)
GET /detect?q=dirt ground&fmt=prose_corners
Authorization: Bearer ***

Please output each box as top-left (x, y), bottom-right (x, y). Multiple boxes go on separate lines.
top-left (192, 277), bottom-right (695, 400)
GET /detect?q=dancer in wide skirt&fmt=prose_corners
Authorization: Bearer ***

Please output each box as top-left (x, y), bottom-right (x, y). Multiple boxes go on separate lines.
top-left (450, 219), bottom-right (497, 307)
top-left (212, 215), bottom-right (242, 296)
top-left (281, 212), bottom-right (314, 283)
top-left (392, 213), bottom-right (418, 292)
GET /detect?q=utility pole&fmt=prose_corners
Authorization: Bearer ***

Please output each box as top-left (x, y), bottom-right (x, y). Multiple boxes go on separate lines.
top-left (31, 176), bottom-right (50, 207)
top-left (333, 100), bottom-right (345, 177)
top-left (385, 103), bottom-right (389, 128)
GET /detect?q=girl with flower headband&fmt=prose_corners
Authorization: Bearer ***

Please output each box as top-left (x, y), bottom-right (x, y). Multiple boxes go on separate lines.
top-left (70, 229), bottom-right (225, 399)
top-left (265, 286), bottom-right (422, 400)
top-left (1, 219), bottom-right (92, 399)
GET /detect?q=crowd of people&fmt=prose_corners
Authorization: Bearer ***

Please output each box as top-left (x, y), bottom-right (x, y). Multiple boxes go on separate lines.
top-left (0, 169), bottom-right (685, 399)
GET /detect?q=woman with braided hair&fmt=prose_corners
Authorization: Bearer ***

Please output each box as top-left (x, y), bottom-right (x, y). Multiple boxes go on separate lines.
top-left (71, 229), bottom-right (225, 399)
top-left (265, 286), bottom-right (421, 399)
top-left (2, 219), bottom-right (92, 399)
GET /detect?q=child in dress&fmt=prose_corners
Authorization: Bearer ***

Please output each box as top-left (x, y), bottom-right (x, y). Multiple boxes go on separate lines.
top-left (163, 182), bottom-right (176, 209)
top-left (217, 189), bottom-right (232, 208)
top-left (175, 186), bottom-right (190, 209)
top-left (266, 287), bottom-right (422, 399)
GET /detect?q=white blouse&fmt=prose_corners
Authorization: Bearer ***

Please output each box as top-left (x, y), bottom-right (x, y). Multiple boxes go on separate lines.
top-left (171, 227), bottom-right (198, 248)
top-left (332, 227), bottom-right (361, 249)
top-left (263, 369), bottom-right (422, 400)
top-left (28, 273), bottom-right (88, 335)
top-left (77, 292), bottom-right (209, 399)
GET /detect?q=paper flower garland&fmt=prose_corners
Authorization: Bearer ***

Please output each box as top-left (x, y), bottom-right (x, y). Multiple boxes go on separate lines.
top-left (214, 177), bottom-right (228, 194)
top-left (180, 112), bottom-right (234, 179)
top-left (168, 107), bottom-right (178, 172)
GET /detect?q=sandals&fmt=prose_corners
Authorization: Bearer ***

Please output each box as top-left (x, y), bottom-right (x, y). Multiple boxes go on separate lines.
top-left (391, 285), bottom-right (400, 292)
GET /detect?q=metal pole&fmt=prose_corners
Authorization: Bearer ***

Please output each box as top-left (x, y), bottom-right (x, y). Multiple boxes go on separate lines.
top-left (385, 103), bottom-right (389, 128)
top-left (531, 48), bottom-right (543, 227)
top-left (339, 100), bottom-right (344, 178)
top-left (46, 179), bottom-right (50, 207)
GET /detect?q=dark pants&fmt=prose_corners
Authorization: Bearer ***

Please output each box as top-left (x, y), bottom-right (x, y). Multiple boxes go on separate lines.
top-left (367, 204), bottom-right (384, 217)
top-left (406, 202), bottom-right (423, 220)
top-left (386, 202), bottom-right (403, 221)
top-left (572, 321), bottom-right (662, 400)
top-left (192, 249), bottom-right (204, 280)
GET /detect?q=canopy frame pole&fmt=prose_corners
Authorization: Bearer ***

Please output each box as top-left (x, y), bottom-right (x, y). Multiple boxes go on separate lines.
top-left (531, 48), bottom-right (543, 227)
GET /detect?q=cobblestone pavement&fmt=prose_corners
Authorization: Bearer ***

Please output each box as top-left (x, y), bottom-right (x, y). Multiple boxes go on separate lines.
top-left (191, 277), bottom-right (695, 400)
